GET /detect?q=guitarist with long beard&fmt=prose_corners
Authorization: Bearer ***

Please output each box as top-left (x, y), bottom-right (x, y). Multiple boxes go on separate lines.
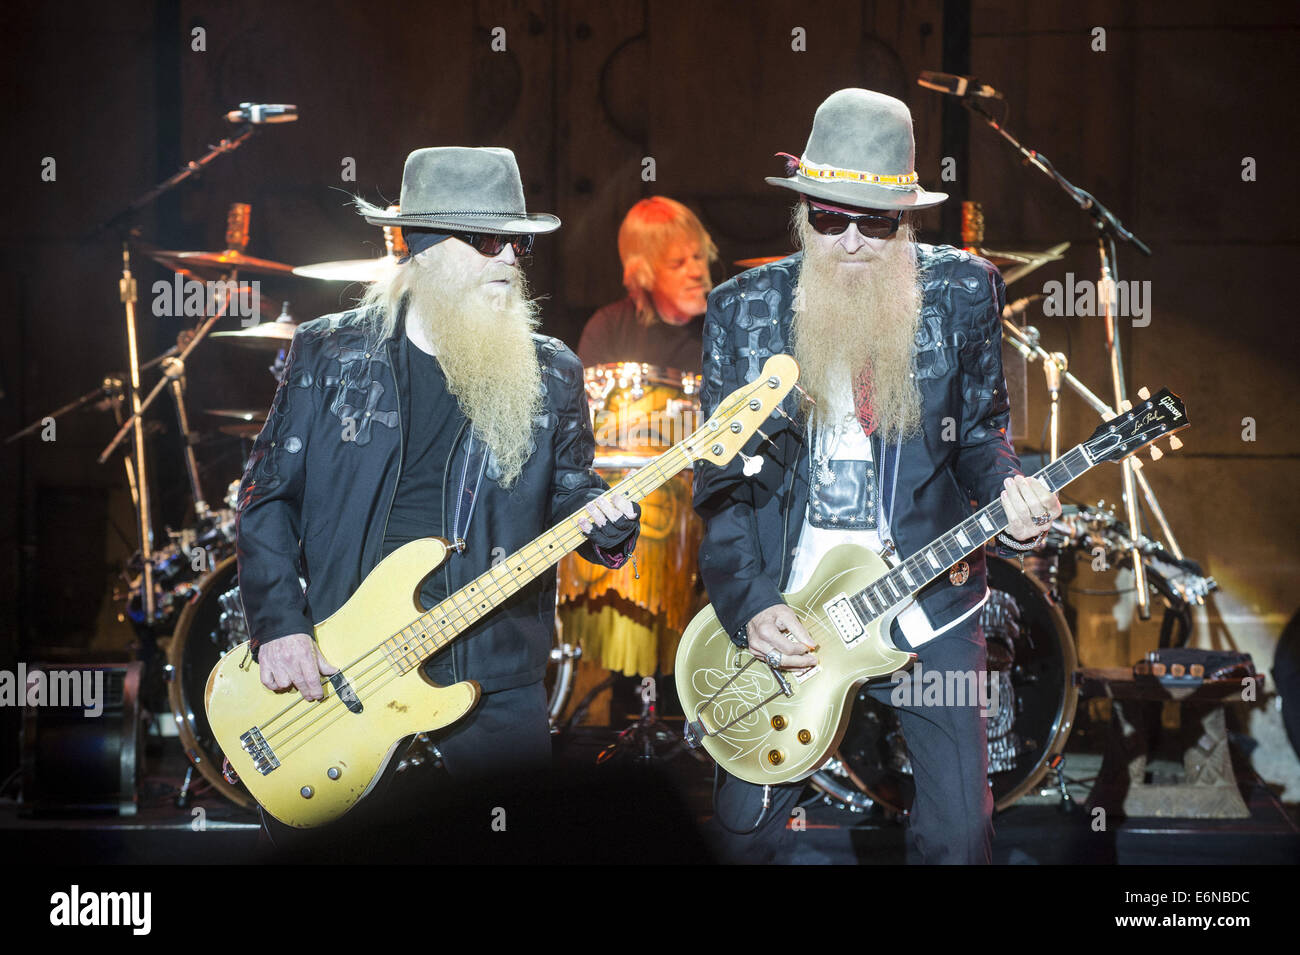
top-left (694, 90), bottom-right (1061, 864)
top-left (235, 147), bottom-right (640, 827)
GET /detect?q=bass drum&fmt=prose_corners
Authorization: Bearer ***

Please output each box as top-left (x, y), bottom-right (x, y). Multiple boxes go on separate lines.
top-left (167, 555), bottom-right (255, 809)
top-left (810, 555), bottom-right (1078, 814)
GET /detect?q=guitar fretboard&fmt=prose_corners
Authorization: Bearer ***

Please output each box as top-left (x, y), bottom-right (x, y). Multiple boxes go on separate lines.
top-left (378, 377), bottom-right (774, 673)
top-left (847, 445), bottom-right (1093, 622)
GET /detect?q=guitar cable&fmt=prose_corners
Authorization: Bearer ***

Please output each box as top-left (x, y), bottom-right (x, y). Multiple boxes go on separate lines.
top-left (712, 764), bottom-right (774, 835)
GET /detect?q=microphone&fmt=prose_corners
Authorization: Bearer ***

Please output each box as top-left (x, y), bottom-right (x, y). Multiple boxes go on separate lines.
top-left (917, 71), bottom-right (1003, 100)
top-left (225, 103), bottom-right (299, 125)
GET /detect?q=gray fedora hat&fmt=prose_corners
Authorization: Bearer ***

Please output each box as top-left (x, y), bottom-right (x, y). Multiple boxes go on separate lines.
top-left (766, 88), bottom-right (947, 211)
top-left (357, 146), bottom-right (560, 234)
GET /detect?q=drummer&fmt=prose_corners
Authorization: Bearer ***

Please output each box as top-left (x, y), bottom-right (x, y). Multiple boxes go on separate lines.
top-left (577, 197), bottom-right (718, 373)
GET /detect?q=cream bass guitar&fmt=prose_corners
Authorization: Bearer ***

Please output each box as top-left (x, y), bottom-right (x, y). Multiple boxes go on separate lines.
top-left (675, 386), bottom-right (1188, 785)
top-left (206, 355), bottom-right (799, 827)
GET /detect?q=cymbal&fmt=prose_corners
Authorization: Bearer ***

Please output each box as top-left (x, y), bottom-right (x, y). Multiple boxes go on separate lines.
top-left (293, 256), bottom-right (398, 283)
top-left (210, 320), bottom-right (298, 349)
top-left (734, 256), bottom-right (788, 269)
top-left (969, 243), bottom-right (1069, 286)
top-left (216, 422), bottom-right (264, 439)
top-left (206, 409), bottom-right (266, 439)
top-left (206, 408), bottom-right (267, 423)
top-left (150, 248), bottom-right (297, 276)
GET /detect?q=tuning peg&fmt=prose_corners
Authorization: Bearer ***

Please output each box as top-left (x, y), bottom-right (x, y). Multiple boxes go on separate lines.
top-left (1169, 435), bottom-right (1183, 450)
top-left (1137, 387), bottom-right (1150, 401)
top-left (1150, 446), bottom-right (1163, 461)
top-left (739, 451), bottom-right (764, 477)
top-left (1119, 399), bottom-right (1133, 412)
top-left (1129, 457), bottom-right (1144, 471)
top-left (1101, 410), bottom-right (1117, 422)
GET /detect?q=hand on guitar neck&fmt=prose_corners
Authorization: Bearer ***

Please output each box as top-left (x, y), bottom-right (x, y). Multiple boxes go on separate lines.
top-left (746, 604), bottom-right (819, 670)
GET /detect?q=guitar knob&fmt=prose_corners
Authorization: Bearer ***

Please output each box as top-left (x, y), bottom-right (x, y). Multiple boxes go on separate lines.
top-left (766, 749), bottom-right (784, 766)
top-left (797, 729), bottom-right (813, 745)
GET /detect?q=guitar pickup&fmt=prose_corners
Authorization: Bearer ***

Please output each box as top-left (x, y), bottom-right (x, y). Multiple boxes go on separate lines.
top-left (329, 671), bottom-right (363, 713)
top-left (824, 594), bottom-right (865, 646)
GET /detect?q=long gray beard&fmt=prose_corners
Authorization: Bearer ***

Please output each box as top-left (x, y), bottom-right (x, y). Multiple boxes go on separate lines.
top-left (402, 256), bottom-right (544, 487)
top-left (790, 221), bottom-right (923, 441)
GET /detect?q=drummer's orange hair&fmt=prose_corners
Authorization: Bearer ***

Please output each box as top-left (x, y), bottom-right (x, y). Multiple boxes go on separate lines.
top-left (618, 197), bottom-right (718, 325)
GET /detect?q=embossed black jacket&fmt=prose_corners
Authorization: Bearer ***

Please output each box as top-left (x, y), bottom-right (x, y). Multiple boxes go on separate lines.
top-left (693, 245), bottom-right (1022, 641)
top-left (235, 306), bottom-right (635, 693)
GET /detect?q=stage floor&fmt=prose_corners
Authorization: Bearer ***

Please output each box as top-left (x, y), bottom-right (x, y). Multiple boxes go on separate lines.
top-left (4, 727), bottom-right (1297, 865)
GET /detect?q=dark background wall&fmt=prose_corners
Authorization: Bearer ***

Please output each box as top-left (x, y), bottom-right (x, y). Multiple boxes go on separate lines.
top-left (2, 0), bottom-right (1297, 778)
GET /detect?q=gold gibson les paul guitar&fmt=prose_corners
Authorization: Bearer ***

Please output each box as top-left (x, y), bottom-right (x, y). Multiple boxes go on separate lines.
top-left (675, 386), bottom-right (1188, 785)
top-left (205, 355), bottom-right (798, 828)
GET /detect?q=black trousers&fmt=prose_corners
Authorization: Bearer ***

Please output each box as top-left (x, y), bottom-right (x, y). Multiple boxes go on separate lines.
top-left (424, 678), bottom-right (553, 779)
top-left (710, 619), bottom-right (995, 864)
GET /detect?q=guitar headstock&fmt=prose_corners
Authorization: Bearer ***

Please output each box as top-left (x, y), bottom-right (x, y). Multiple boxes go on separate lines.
top-left (1085, 387), bottom-right (1189, 466)
top-left (690, 355), bottom-right (800, 470)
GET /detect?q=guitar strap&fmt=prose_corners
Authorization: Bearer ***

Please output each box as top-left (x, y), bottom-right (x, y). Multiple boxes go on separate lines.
top-left (449, 432), bottom-right (489, 553)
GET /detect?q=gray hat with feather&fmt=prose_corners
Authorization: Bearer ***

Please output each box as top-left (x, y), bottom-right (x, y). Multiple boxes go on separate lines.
top-left (766, 88), bottom-right (947, 210)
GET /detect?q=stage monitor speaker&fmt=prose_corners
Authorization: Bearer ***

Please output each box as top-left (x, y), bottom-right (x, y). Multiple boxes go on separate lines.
top-left (20, 661), bottom-right (142, 816)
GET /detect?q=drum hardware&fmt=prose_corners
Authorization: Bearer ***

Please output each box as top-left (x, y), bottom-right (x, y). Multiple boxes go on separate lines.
top-left (547, 639), bottom-right (582, 733)
top-left (595, 680), bottom-right (691, 766)
top-left (950, 91), bottom-right (1156, 619)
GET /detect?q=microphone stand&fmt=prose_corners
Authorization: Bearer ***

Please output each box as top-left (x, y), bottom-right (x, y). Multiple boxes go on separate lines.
top-left (86, 123), bottom-right (260, 625)
top-left (963, 96), bottom-right (1158, 618)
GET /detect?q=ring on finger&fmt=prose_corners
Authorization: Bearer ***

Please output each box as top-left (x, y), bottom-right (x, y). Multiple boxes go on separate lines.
top-left (765, 649), bottom-right (782, 668)
top-left (1032, 513), bottom-right (1051, 527)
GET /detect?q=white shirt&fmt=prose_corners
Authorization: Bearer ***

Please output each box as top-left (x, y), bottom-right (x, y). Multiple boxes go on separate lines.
top-left (785, 400), bottom-right (987, 648)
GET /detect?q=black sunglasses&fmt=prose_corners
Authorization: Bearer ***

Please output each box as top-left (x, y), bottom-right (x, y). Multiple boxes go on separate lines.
top-left (806, 204), bottom-right (903, 239)
top-left (453, 232), bottom-right (535, 257)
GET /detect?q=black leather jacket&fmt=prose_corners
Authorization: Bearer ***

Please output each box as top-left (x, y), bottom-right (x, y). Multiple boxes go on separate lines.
top-left (693, 245), bottom-right (1022, 641)
top-left (235, 305), bottom-right (636, 693)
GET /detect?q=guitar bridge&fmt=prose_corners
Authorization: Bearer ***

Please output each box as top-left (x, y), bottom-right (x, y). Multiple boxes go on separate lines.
top-left (240, 727), bottom-right (280, 776)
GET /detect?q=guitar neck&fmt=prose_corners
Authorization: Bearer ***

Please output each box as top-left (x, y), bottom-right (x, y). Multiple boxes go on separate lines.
top-left (380, 375), bottom-right (771, 671)
top-left (848, 444), bottom-right (1095, 621)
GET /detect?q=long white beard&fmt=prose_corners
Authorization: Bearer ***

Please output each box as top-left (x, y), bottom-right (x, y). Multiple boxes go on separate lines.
top-left (790, 219), bottom-right (923, 441)
top-left (402, 254), bottom-right (544, 487)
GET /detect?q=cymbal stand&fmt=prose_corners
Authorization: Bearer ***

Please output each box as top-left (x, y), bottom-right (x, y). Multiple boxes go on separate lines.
top-left (162, 356), bottom-right (209, 518)
top-left (83, 125), bottom-right (262, 625)
top-left (99, 271), bottom-right (237, 465)
top-left (1002, 319), bottom-right (1184, 561)
top-left (1043, 351), bottom-right (1065, 463)
top-left (963, 96), bottom-right (1157, 617)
